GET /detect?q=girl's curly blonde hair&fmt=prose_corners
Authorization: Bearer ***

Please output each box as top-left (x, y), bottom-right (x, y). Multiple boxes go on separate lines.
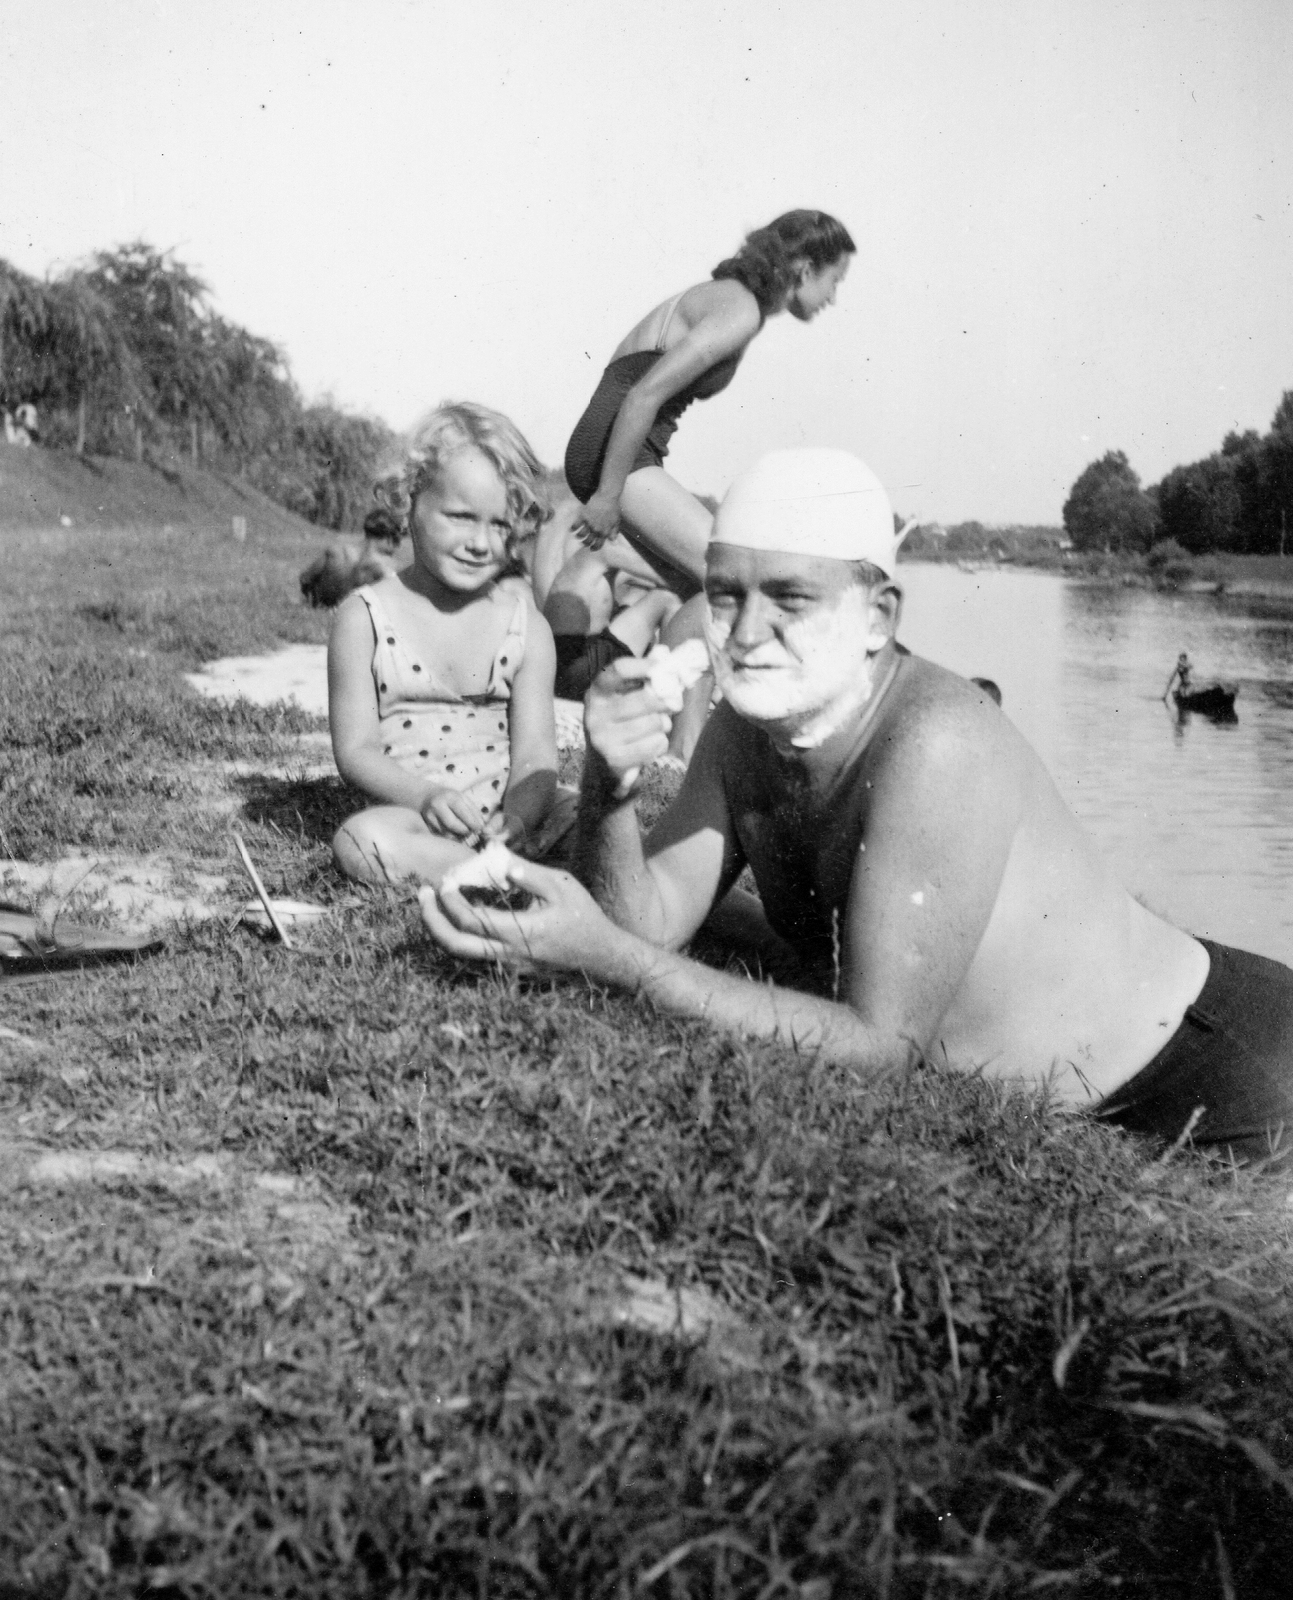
top-left (372, 401), bottom-right (551, 550)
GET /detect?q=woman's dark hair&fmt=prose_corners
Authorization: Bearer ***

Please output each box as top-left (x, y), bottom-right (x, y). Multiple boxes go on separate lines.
top-left (712, 210), bottom-right (855, 315)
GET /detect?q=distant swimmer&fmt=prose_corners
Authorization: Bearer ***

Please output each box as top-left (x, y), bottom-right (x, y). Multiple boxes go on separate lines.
top-left (1163, 652), bottom-right (1192, 701)
top-left (1163, 651), bottom-right (1238, 719)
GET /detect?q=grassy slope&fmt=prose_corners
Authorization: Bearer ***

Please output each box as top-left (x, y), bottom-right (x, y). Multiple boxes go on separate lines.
top-left (1, 511), bottom-right (1293, 1597)
top-left (0, 437), bottom-right (320, 541)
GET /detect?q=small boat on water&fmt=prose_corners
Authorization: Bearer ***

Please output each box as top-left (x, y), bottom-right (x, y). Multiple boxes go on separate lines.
top-left (1173, 682), bottom-right (1238, 718)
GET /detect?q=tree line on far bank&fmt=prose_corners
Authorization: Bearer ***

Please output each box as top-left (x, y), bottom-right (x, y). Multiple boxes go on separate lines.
top-left (1064, 392), bottom-right (1293, 559)
top-left (0, 243), bottom-right (393, 530)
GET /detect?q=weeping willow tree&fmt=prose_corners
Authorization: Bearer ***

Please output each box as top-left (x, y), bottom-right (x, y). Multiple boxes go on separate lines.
top-left (81, 243), bottom-right (217, 463)
top-left (46, 272), bottom-right (149, 455)
top-left (0, 261), bottom-right (52, 412)
top-left (1, 256), bottom-right (154, 455)
top-left (0, 243), bottom-right (394, 529)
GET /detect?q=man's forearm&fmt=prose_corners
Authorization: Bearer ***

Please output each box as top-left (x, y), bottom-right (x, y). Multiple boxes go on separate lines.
top-left (594, 922), bottom-right (894, 1072)
top-left (573, 752), bottom-right (672, 943)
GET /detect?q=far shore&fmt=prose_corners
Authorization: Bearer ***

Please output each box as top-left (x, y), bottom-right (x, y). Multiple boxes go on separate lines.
top-left (899, 547), bottom-right (1293, 604)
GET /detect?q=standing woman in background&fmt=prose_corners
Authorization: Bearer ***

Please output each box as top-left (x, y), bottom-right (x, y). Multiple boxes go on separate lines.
top-left (546, 210), bottom-right (855, 706)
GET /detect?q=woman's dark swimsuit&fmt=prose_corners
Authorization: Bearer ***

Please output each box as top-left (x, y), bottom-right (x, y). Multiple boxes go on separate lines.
top-left (554, 293), bottom-right (748, 700)
top-left (1093, 939), bottom-right (1293, 1166)
top-left (564, 346), bottom-right (742, 502)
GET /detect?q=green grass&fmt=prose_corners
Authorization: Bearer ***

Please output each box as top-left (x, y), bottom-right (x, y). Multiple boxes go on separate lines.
top-left (2, 517), bottom-right (1293, 1597)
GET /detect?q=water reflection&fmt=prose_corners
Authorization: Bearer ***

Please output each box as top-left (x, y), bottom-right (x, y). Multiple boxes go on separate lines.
top-left (897, 565), bottom-right (1293, 963)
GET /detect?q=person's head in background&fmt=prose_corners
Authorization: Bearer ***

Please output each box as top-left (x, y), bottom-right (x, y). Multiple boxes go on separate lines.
top-left (362, 505), bottom-right (406, 558)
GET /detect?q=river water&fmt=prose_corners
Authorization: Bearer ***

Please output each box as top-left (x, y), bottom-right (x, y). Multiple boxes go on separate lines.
top-left (896, 564), bottom-right (1293, 966)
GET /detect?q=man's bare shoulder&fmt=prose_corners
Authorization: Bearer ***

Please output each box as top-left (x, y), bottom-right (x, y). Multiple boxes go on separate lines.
top-left (871, 656), bottom-right (1026, 780)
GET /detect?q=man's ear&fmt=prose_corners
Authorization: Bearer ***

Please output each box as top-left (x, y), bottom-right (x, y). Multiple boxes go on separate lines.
top-left (868, 581), bottom-right (903, 647)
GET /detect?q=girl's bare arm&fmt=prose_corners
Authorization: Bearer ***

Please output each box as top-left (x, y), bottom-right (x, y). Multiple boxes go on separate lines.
top-left (500, 595), bottom-right (560, 842)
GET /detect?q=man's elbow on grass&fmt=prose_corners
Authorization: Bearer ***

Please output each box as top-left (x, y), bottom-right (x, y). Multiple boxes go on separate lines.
top-left (631, 948), bottom-right (916, 1080)
top-left (783, 1001), bottom-right (918, 1080)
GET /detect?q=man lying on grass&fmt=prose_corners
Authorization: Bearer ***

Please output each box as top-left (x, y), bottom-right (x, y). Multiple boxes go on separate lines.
top-left (422, 448), bottom-right (1293, 1167)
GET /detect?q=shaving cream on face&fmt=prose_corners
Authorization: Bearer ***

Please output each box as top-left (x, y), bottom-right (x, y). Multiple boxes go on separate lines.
top-left (704, 583), bottom-right (883, 741)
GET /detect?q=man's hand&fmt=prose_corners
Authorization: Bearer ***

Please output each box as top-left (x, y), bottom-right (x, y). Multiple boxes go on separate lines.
top-left (583, 658), bottom-right (673, 792)
top-left (575, 491), bottom-right (622, 551)
top-left (421, 787), bottom-right (489, 842)
top-left (419, 858), bottom-right (625, 976)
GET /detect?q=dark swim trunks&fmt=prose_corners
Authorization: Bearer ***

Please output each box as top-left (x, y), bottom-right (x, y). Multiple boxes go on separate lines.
top-left (563, 347), bottom-right (743, 504)
top-left (553, 628), bottom-right (634, 703)
top-left (1093, 939), bottom-right (1293, 1166)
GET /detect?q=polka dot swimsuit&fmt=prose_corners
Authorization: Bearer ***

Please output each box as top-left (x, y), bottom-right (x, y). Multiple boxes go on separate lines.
top-left (355, 582), bottom-right (527, 826)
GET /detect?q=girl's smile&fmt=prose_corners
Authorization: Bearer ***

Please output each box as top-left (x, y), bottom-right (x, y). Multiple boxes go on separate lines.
top-left (409, 447), bottom-right (514, 595)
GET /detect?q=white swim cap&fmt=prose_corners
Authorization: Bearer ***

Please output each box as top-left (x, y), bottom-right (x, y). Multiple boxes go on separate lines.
top-left (712, 448), bottom-right (899, 575)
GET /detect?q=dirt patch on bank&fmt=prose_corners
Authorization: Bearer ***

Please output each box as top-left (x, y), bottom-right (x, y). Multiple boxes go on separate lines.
top-left (1, 853), bottom-right (232, 927)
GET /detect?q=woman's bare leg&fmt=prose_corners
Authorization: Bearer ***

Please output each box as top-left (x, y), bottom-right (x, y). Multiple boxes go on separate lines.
top-left (617, 467), bottom-right (713, 587)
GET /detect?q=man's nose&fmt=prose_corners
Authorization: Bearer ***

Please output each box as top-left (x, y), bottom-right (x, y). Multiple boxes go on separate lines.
top-left (730, 593), bottom-right (773, 648)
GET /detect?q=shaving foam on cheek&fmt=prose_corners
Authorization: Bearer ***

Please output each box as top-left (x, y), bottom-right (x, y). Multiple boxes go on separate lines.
top-left (704, 603), bottom-right (805, 716)
top-left (702, 607), bottom-right (736, 697)
top-left (706, 589), bottom-right (879, 734)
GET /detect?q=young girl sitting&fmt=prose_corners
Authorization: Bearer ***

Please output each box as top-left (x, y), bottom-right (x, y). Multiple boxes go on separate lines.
top-left (329, 402), bottom-right (573, 886)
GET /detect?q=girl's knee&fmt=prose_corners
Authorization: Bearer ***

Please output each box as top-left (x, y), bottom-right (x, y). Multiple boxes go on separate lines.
top-left (333, 810), bottom-right (408, 884)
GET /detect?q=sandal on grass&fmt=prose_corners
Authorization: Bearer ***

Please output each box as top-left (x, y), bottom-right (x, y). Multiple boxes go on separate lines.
top-left (0, 903), bottom-right (164, 982)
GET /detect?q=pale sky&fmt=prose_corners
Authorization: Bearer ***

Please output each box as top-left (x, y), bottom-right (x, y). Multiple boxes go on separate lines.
top-left (1, 0), bottom-right (1290, 524)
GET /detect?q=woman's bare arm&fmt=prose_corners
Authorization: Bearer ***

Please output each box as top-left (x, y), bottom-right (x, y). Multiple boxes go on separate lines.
top-left (579, 283), bottom-right (762, 541)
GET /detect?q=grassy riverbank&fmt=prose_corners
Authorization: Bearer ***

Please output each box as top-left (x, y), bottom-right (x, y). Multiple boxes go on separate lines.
top-left (3, 520), bottom-right (1293, 1597)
